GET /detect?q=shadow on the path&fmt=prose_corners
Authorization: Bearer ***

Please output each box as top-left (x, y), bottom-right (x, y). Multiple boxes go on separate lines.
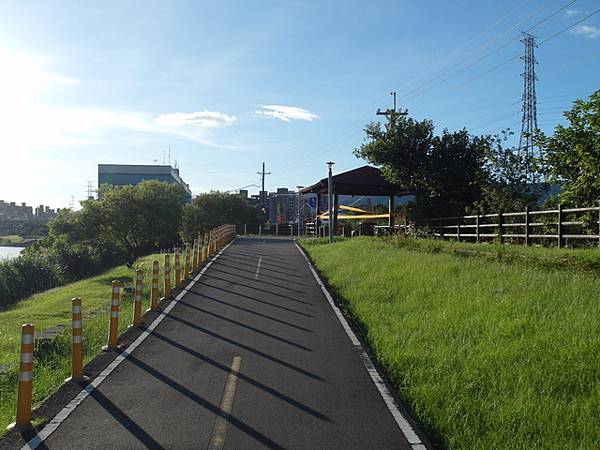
top-left (123, 352), bottom-right (286, 450)
top-left (166, 313), bottom-right (324, 381)
top-left (88, 387), bottom-right (165, 449)
top-left (194, 282), bottom-right (314, 318)
top-left (202, 274), bottom-right (312, 306)
top-left (213, 261), bottom-right (307, 288)
top-left (177, 301), bottom-right (313, 352)
top-left (210, 266), bottom-right (307, 292)
top-left (184, 294), bottom-right (312, 333)
top-left (151, 332), bottom-right (331, 422)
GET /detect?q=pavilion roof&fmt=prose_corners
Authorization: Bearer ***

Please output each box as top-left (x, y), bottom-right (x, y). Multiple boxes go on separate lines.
top-left (300, 165), bottom-right (409, 196)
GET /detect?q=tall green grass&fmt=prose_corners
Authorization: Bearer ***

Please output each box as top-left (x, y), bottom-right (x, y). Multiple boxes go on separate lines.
top-left (0, 252), bottom-right (177, 431)
top-left (302, 237), bottom-right (600, 449)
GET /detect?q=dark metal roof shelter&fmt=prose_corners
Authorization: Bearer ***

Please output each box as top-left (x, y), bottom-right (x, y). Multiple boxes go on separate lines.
top-left (300, 165), bottom-right (408, 196)
top-left (301, 165), bottom-right (409, 233)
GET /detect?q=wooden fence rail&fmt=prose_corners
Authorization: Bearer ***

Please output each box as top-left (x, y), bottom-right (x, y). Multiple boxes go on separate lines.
top-left (414, 202), bottom-right (600, 248)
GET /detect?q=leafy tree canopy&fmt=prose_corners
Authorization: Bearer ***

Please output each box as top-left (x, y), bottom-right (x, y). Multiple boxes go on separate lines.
top-left (180, 191), bottom-right (260, 241)
top-left (540, 90), bottom-right (600, 206)
top-left (355, 113), bottom-right (493, 217)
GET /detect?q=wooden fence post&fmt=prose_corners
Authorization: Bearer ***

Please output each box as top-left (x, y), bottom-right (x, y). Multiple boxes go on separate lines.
top-left (525, 205), bottom-right (530, 246)
top-left (440, 217), bottom-right (445, 240)
top-left (557, 203), bottom-right (563, 248)
top-left (476, 213), bottom-right (480, 244)
top-left (498, 210), bottom-right (504, 244)
top-left (456, 214), bottom-right (461, 242)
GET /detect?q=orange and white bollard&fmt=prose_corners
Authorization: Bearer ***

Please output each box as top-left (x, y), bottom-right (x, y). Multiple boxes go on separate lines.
top-left (106, 281), bottom-right (121, 348)
top-left (192, 239), bottom-right (199, 272)
top-left (196, 234), bottom-right (202, 267)
top-left (203, 233), bottom-right (209, 260)
top-left (184, 243), bottom-right (191, 281)
top-left (13, 324), bottom-right (34, 429)
top-left (150, 260), bottom-right (159, 310)
top-left (133, 270), bottom-right (143, 326)
top-left (174, 249), bottom-right (181, 287)
top-left (71, 298), bottom-right (83, 380)
top-left (164, 254), bottom-right (171, 298)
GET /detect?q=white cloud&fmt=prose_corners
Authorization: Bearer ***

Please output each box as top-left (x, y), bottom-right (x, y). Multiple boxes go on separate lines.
top-left (256, 105), bottom-right (319, 122)
top-left (154, 110), bottom-right (236, 128)
top-left (565, 9), bottom-right (580, 18)
top-left (570, 24), bottom-right (600, 39)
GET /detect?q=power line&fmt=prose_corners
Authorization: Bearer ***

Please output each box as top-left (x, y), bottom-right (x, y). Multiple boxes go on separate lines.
top-left (400, 0), bottom-right (577, 106)
top-left (538, 7), bottom-right (600, 44)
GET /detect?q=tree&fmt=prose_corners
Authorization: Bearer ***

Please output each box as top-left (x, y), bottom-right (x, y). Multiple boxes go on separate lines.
top-left (470, 131), bottom-right (537, 213)
top-left (539, 90), bottom-right (600, 206)
top-left (354, 113), bottom-right (491, 218)
top-left (180, 191), bottom-right (260, 241)
top-left (42, 180), bottom-right (186, 268)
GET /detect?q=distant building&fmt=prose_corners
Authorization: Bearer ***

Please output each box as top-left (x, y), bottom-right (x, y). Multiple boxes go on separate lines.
top-left (0, 200), bottom-right (58, 222)
top-left (98, 164), bottom-right (192, 202)
top-left (267, 188), bottom-right (300, 224)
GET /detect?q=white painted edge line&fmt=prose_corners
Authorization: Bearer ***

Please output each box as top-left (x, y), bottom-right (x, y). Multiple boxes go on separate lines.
top-left (22, 240), bottom-right (237, 450)
top-left (294, 242), bottom-right (426, 450)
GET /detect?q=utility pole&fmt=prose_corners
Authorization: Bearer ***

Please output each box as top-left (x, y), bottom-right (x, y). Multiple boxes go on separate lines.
top-left (518, 32), bottom-right (541, 182)
top-left (327, 162), bottom-right (334, 243)
top-left (257, 162), bottom-right (271, 215)
top-left (376, 92), bottom-right (408, 117)
top-left (296, 185), bottom-right (304, 238)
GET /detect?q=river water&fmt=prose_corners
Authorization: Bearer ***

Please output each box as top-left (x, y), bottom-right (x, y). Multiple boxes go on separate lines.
top-left (0, 246), bottom-right (23, 260)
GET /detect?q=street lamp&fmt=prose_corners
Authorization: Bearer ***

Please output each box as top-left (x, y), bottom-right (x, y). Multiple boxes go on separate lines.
top-left (296, 186), bottom-right (304, 237)
top-left (326, 162), bottom-right (335, 243)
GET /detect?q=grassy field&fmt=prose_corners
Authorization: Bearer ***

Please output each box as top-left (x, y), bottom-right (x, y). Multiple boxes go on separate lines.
top-left (301, 237), bottom-right (600, 449)
top-left (0, 235), bottom-right (25, 246)
top-left (0, 252), bottom-right (178, 431)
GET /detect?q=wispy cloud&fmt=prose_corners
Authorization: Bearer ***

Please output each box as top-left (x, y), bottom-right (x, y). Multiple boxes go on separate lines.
top-left (256, 105), bottom-right (319, 122)
top-left (155, 110), bottom-right (236, 128)
top-left (565, 9), bottom-right (581, 18)
top-left (570, 24), bottom-right (600, 39)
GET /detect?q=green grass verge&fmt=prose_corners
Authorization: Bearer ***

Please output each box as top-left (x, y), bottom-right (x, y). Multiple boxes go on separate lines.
top-left (386, 235), bottom-right (600, 274)
top-left (0, 252), bottom-right (178, 431)
top-left (301, 237), bottom-right (600, 449)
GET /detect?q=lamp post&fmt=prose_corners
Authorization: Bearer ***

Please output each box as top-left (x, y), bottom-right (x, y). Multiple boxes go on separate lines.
top-left (296, 186), bottom-right (304, 238)
top-left (326, 161), bottom-right (334, 243)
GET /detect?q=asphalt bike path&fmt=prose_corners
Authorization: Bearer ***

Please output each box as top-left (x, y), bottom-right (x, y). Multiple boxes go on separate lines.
top-left (28, 238), bottom-right (420, 449)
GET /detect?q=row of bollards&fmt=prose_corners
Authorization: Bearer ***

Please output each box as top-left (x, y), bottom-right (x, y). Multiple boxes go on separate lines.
top-left (10, 224), bottom-right (236, 430)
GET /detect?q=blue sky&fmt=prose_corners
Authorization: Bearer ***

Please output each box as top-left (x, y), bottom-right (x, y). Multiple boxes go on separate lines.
top-left (0, 0), bottom-right (598, 208)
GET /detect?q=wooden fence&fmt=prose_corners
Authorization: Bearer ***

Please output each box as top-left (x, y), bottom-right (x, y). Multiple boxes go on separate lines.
top-left (414, 203), bottom-right (600, 248)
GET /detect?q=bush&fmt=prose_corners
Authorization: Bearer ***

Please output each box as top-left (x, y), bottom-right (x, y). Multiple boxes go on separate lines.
top-left (0, 253), bottom-right (63, 310)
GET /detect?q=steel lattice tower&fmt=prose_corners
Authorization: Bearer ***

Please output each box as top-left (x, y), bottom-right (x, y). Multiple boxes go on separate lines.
top-left (518, 32), bottom-right (540, 180)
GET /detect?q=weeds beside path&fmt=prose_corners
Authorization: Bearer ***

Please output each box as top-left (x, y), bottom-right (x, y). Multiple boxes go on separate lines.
top-left (301, 237), bottom-right (600, 449)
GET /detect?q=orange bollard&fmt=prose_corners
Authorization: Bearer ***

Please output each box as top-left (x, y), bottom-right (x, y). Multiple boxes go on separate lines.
top-left (164, 254), bottom-right (171, 298)
top-left (184, 243), bottom-right (191, 281)
top-left (13, 324), bottom-right (34, 429)
top-left (106, 281), bottom-right (121, 348)
top-left (174, 249), bottom-right (181, 287)
top-left (133, 270), bottom-right (143, 326)
top-left (192, 239), bottom-right (199, 272)
top-left (196, 234), bottom-right (202, 267)
top-left (203, 233), bottom-right (209, 260)
top-left (71, 298), bottom-right (83, 380)
top-left (150, 260), bottom-right (159, 310)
